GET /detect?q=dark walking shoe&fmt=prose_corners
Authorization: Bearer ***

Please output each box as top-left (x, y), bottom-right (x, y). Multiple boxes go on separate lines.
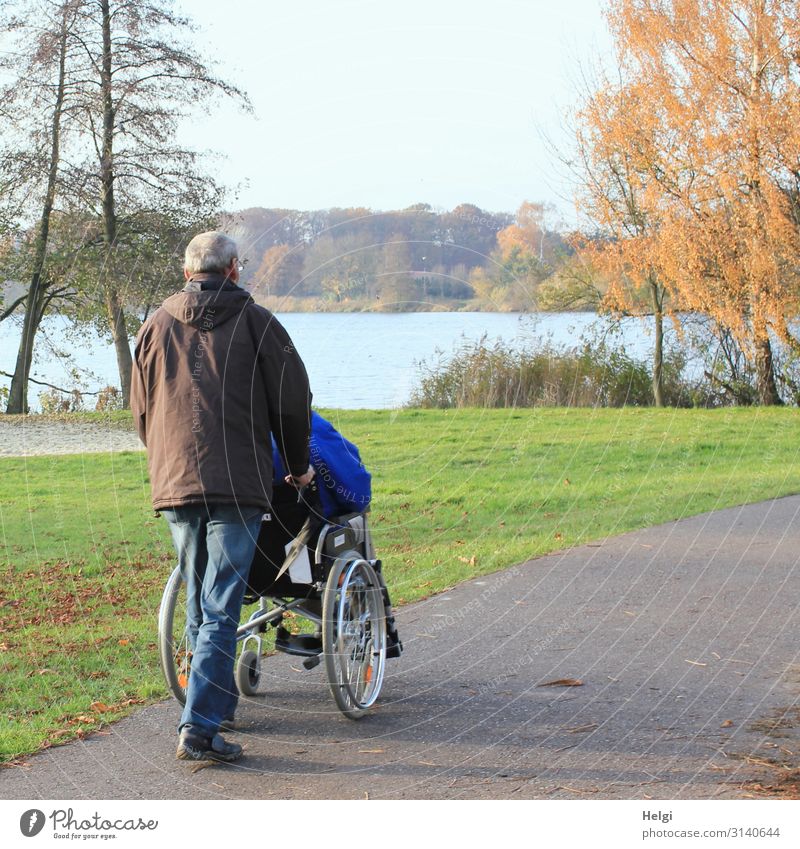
top-left (219, 716), bottom-right (237, 731)
top-left (176, 729), bottom-right (242, 762)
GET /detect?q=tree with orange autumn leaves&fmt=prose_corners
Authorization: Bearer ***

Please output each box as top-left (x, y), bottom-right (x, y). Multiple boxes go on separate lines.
top-left (576, 0), bottom-right (800, 405)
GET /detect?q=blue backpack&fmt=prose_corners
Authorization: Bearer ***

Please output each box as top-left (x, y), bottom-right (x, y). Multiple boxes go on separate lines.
top-left (272, 411), bottom-right (372, 518)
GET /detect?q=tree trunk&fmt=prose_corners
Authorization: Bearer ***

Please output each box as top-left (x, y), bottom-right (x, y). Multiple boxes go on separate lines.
top-left (5, 6), bottom-right (70, 415)
top-left (106, 286), bottom-right (133, 403)
top-left (754, 333), bottom-right (781, 406)
top-left (6, 290), bottom-right (42, 414)
top-left (99, 0), bottom-right (131, 407)
top-left (648, 273), bottom-right (664, 407)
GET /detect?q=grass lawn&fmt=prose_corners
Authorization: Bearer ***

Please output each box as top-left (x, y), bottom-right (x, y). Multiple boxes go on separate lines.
top-left (1, 406), bottom-right (799, 761)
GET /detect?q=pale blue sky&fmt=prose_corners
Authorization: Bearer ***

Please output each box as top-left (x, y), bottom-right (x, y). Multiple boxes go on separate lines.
top-left (182, 0), bottom-right (613, 217)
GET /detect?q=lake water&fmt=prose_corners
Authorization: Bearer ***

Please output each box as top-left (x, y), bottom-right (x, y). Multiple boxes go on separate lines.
top-left (0, 311), bottom-right (661, 410)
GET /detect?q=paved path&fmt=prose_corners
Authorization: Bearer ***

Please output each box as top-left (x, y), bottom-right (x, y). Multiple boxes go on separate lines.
top-left (0, 419), bottom-right (142, 456)
top-left (1, 497), bottom-right (799, 800)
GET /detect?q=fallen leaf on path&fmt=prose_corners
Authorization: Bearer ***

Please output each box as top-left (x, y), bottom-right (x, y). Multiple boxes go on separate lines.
top-left (684, 659), bottom-right (707, 667)
top-left (555, 785), bottom-right (599, 794)
top-left (538, 678), bottom-right (583, 687)
top-left (358, 749), bottom-right (385, 754)
top-left (90, 702), bottom-right (111, 713)
top-left (720, 719), bottom-right (734, 728)
top-left (745, 756), bottom-right (792, 771)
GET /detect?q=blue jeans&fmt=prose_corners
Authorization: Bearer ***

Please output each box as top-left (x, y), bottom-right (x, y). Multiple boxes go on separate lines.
top-left (162, 503), bottom-right (263, 738)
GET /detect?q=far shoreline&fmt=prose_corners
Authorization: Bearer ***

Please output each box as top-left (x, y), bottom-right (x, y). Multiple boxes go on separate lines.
top-left (255, 296), bottom-right (595, 316)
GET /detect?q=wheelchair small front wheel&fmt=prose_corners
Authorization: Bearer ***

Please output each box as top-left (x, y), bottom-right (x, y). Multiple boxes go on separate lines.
top-left (322, 555), bottom-right (387, 719)
top-left (236, 648), bottom-right (261, 696)
top-left (157, 565), bottom-right (190, 706)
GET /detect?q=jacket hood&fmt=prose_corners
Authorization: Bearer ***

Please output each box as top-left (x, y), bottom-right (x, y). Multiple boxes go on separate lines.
top-left (161, 286), bottom-right (253, 330)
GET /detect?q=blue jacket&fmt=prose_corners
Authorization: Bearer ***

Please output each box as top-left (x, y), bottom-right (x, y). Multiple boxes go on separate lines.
top-left (272, 411), bottom-right (372, 517)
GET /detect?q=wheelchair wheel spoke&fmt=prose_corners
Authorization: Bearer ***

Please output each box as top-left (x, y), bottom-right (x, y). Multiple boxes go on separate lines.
top-left (323, 556), bottom-right (388, 717)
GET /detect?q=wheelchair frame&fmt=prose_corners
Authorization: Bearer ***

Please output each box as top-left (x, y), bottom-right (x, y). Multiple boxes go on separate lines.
top-left (157, 511), bottom-right (388, 720)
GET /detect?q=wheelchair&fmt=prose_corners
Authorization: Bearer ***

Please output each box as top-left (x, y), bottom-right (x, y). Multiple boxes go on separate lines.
top-left (157, 482), bottom-right (394, 720)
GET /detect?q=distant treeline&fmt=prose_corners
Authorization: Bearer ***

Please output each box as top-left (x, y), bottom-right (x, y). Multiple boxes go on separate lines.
top-left (225, 202), bottom-right (575, 311)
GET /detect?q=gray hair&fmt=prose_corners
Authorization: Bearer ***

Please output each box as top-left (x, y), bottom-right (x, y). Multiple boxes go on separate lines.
top-left (184, 231), bottom-right (239, 275)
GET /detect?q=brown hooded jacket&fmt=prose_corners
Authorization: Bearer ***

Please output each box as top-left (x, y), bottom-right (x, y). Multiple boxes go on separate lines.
top-left (131, 275), bottom-right (311, 510)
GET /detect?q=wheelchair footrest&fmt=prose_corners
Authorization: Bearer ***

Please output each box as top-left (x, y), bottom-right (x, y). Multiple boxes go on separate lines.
top-left (275, 626), bottom-right (322, 658)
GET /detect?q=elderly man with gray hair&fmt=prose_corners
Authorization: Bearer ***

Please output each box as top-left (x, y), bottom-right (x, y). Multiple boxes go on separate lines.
top-left (131, 230), bottom-right (313, 762)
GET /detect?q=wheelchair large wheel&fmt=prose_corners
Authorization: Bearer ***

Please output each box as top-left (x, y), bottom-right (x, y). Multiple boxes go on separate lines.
top-left (322, 555), bottom-right (387, 719)
top-left (157, 565), bottom-right (190, 705)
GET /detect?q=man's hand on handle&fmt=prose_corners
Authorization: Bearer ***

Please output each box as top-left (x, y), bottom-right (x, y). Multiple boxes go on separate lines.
top-left (285, 465), bottom-right (315, 488)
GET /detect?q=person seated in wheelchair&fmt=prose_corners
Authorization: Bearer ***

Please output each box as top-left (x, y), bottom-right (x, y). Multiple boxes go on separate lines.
top-left (248, 410), bottom-right (403, 659)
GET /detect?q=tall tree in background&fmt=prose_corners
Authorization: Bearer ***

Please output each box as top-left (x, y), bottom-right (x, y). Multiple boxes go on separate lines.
top-left (573, 83), bottom-right (672, 406)
top-left (1, 0), bottom-right (80, 414)
top-left (467, 202), bottom-right (556, 310)
top-left (69, 0), bottom-right (248, 406)
top-left (251, 244), bottom-right (304, 298)
top-left (379, 237), bottom-right (414, 306)
top-left (0, 0), bottom-right (247, 411)
top-left (583, 0), bottom-right (800, 405)
top-left (497, 202), bottom-right (559, 264)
